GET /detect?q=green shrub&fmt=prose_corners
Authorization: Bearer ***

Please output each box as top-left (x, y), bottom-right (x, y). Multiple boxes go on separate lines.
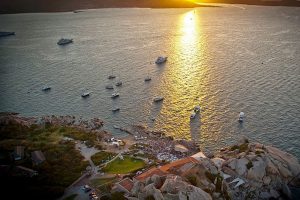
top-left (187, 175), bottom-right (197, 186)
top-left (246, 161), bottom-right (253, 169)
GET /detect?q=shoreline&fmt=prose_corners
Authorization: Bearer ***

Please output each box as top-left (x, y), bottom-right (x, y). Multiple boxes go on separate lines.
top-left (1, 113), bottom-right (299, 199)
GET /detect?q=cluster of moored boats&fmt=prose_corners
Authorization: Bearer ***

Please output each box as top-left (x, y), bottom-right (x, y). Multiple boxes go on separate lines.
top-left (41, 56), bottom-right (168, 114)
top-left (104, 56), bottom-right (167, 112)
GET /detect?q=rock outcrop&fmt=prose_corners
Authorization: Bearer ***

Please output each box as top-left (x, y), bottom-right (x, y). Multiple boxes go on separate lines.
top-left (113, 137), bottom-right (300, 200)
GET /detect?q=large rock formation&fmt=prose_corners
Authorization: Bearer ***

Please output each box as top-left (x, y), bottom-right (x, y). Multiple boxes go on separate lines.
top-left (113, 137), bottom-right (300, 200)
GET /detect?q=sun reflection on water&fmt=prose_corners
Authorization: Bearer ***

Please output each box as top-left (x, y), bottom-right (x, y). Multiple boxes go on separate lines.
top-left (151, 10), bottom-right (211, 141)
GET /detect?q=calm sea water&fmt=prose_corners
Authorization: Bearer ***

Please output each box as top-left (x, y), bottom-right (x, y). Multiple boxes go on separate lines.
top-left (0, 5), bottom-right (299, 158)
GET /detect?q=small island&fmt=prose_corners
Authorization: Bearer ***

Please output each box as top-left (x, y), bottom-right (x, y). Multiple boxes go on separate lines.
top-left (0, 113), bottom-right (299, 200)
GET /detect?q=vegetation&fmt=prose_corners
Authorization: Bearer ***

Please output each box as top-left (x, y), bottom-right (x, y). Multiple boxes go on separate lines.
top-left (187, 174), bottom-right (198, 186)
top-left (111, 192), bottom-right (126, 200)
top-left (0, 121), bottom-right (91, 199)
top-left (230, 143), bottom-right (249, 153)
top-left (63, 194), bottom-right (78, 200)
top-left (102, 156), bottom-right (146, 174)
top-left (145, 195), bottom-right (156, 200)
top-left (91, 151), bottom-right (117, 166)
top-left (204, 171), bottom-right (223, 192)
top-left (246, 161), bottom-right (253, 169)
top-left (90, 177), bottom-right (117, 187)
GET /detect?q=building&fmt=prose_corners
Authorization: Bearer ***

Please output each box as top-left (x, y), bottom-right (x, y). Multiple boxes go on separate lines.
top-left (133, 167), bottom-right (167, 182)
top-left (159, 157), bottom-right (198, 174)
top-left (113, 177), bottom-right (134, 194)
top-left (31, 150), bottom-right (46, 165)
top-left (13, 146), bottom-right (25, 161)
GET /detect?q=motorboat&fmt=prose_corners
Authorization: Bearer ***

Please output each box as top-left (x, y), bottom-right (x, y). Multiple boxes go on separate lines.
top-left (153, 96), bottom-right (164, 102)
top-left (144, 76), bottom-right (152, 82)
top-left (238, 112), bottom-right (245, 122)
top-left (57, 38), bottom-right (73, 45)
top-left (190, 112), bottom-right (196, 119)
top-left (108, 74), bottom-right (116, 79)
top-left (113, 125), bottom-right (120, 129)
top-left (108, 69), bottom-right (116, 79)
top-left (81, 92), bottom-right (90, 98)
top-left (0, 32), bottom-right (15, 37)
top-left (115, 81), bottom-right (122, 86)
top-left (73, 10), bottom-right (83, 13)
top-left (105, 85), bottom-right (114, 89)
top-left (42, 86), bottom-right (51, 91)
top-left (112, 107), bottom-right (120, 112)
top-left (111, 93), bottom-right (119, 98)
top-left (194, 105), bottom-right (201, 113)
top-left (155, 56), bottom-right (167, 64)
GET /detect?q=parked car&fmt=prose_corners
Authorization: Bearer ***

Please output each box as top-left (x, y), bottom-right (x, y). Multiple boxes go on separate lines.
top-left (89, 192), bottom-right (99, 200)
top-left (82, 185), bottom-right (92, 192)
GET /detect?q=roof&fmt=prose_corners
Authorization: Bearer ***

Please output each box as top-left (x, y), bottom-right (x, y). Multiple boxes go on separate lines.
top-left (191, 152), bottom-right (207, 161)
top-left (134, 167), bottom-right (167, 181)
top-left (117, 177), bottom-right (134, 192)
top-left (159, 157), bottom-right (198, 173)
top-left (31, 150), bottom-right (46, 164)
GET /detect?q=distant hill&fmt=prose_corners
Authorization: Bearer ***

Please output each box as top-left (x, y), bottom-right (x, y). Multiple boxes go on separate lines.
top-left (0, 0), bottom-right (299, 14)
top-left (0, 0), bottom-right (204, 14)
top-left (199, 0), bottom-right (300, 6)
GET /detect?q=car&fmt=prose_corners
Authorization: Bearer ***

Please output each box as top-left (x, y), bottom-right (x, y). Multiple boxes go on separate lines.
top-left (89, 192), bottom-right (99, 200)
top-left (82, 185), bottom-right (92, 192)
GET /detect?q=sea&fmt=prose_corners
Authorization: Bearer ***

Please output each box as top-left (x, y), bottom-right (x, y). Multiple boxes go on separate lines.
top-left (0, 5), bottom-right (299, 159)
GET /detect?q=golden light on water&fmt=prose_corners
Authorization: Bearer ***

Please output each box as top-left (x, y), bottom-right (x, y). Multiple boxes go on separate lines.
top-left (155, 10), bottom-right (212, 141)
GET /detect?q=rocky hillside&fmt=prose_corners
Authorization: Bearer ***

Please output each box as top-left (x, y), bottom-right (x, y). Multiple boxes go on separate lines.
top-left (113, 137), bottom-right (300, 199)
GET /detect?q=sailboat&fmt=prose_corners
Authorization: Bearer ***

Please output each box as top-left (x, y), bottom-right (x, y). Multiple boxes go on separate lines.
top-left (108, 68), bottom-right (116, 79)
top-left (144, 70), bottom-right (151, 82)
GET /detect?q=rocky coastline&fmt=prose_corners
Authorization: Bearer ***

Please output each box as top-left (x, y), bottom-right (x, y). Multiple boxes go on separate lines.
top-left (0, 113), bottom-right (299, 199)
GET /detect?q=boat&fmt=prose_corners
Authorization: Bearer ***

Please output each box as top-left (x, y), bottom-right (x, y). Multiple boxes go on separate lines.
top-left (111, 93), bottom-right (119, 99)
top-left (115, 81), bottom-right (122, 86)
top-left (57, 38), bottom-right (73, 45)
top-left (105, 85), bottom-right (114, 89)
top-left (73, 10), bottom-right (83, 13)
top-left (153, 96), bottom-right (164, 102)
top-left (194, 105), bottom-right (201, 113)
top-left (81, 92), bottom-right (90, 98)
top-left (0, 32), bottom-right (15, 37)
top-left (144, 76), bottom-right (152, 82)
top-left (238, 112), bottom-right (245, 122)
top-left (155, 56), bottom-right (167, 64)
top-left (113, 125), bottom-right (120, 129)
top-left (108, 69), bottom-right (116, 79)
top-left (112, 107), bottom-right (120, 112)
top-left (190, 112), bottom-right (196, 119)
top-left (42, 86), bottom-right (51, 91)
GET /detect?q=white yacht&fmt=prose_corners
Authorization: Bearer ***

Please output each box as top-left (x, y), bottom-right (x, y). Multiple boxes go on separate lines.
top-left (238, 112), bottom-right (245, 122)
top-left (112, 107), bottom-right (120, 112)
top-left (105, 85), bottom-right (114, 89)
top-left (155, 56), bottom-right (167, 64)
top-left (42, 86), bottom-right (51, 91)
top-left (81, 92), bottom-right (90, 98)
top-left (111, 93), bottom-right (120, 99)
top-left (153, 96), bottom-right (164, 102)
top-left (57, 38), bottom-right (73, 45)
